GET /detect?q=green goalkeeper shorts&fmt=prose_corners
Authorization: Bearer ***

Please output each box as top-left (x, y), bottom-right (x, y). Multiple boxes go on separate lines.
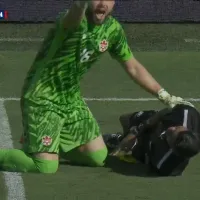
top-left (21, 100), bottom-right (101, 154)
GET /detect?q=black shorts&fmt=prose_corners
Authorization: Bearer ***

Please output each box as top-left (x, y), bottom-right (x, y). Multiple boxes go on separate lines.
top-left (148, 135), bottom-right (189, 176)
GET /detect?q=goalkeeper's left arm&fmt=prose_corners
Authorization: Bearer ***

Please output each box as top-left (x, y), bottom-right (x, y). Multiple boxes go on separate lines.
top-left (109, 22), bottom-right (194, 108)
top-left (123, 57), bottom-right (194, 108)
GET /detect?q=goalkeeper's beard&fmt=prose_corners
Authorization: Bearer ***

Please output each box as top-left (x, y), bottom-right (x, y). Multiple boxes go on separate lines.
top-left (85, 8), bottom-right (112, 25)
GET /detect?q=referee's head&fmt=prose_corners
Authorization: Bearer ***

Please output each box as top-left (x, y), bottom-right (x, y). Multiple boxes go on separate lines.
top-left (166, 126), bottom-right (200, 158)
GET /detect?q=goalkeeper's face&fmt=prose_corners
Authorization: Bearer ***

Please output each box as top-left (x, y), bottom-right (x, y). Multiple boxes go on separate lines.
top-left (87, 0), bottom-right (115, 25)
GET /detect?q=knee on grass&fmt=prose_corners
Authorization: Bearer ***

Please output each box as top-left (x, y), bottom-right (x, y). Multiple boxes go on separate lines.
top-left (86, 148), bottom-right (108, 167)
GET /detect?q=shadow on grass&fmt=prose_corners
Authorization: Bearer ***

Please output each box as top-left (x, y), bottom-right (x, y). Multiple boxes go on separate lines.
top-left (104, 156), bottom-right (159, 178)
top-left (59, 156), bottom-right (159, 178)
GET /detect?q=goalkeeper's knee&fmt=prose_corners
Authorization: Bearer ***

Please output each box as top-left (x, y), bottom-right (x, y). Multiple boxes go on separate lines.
top-left (0, 149), bottom-right (58, 173)
top-left (84, 148), bottom-right (108, 167)
top-left (33, 158), bottom-right (59, 174)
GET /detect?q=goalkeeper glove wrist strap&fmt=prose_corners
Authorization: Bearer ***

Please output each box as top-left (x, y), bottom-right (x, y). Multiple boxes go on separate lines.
top-left (157, 88), bottom-right (171, 100)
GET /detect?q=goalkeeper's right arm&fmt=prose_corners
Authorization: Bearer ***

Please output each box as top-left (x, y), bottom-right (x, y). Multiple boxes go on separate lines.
top-left (62, 1), bottom-right (88, 30)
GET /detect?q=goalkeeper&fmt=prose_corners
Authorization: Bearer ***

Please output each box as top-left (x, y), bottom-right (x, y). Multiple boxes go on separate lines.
top-left (0, 0), bottom-right (194, 173)
top-left (104, 105), bottom-right (200, 176)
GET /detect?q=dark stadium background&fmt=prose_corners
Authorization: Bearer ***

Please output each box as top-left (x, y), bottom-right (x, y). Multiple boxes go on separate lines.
top-left (1, 0), bottom-right (200, 22)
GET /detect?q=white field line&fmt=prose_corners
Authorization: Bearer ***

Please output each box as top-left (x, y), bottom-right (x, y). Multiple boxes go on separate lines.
top-left (0, 102), bottom-right (26, 200)
top-left (0, 96), bottom-right (199, 199)
top-left (0, 97), bottom-right (200, 102)
top-left (0, 35), bottom-right (198, 200)
top-left (0, 37), bottom-right (199, 43)
top-left (184, 38), bottom-right (200, 43)
top-left (0, 38), bottom-right (43, 42)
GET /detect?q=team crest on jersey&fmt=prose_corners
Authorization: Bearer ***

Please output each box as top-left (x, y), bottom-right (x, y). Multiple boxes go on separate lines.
top-left (42, 136), bottom-right (52, 146)
top-left (99, 39), bottom-right (109, 52)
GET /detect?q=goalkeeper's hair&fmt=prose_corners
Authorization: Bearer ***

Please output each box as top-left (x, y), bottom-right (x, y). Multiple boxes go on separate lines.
top-left (173, 130), bottom-right (200, 158)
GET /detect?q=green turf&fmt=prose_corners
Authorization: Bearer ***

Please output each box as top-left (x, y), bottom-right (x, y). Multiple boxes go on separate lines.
top-left (0, 51), bottom-right (200, 98)
top-left (3, 101), bottom-right (200, 200)
top-left (1, 23), bottom-right (200, 51)
top-left (1, 23), bottom-right (200, 200)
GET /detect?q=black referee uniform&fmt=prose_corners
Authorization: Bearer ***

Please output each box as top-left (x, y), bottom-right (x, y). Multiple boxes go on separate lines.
top-left (125, 105), bottom-right (200, 176)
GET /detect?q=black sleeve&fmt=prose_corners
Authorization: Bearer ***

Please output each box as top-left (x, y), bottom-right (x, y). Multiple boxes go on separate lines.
top-left (184, 106), bottom-right (200, 133)
top-left (162, 105), bottom-right (200, 133)
top-left (119, 110), bottom-right (156, 135)
top-left (176, 105), bottom-right (200, 158)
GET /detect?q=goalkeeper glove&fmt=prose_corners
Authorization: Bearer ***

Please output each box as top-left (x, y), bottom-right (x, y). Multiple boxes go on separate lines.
top-left (158, 89), bottom-right (194, 108)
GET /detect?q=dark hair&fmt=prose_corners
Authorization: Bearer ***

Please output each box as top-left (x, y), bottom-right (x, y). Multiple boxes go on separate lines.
top-left (174, 131), bottom-right (200, 158)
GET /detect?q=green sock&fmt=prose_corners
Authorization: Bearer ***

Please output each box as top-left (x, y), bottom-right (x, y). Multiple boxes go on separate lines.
top-left (0, 149), bottom-right (58, 173)
top-left (61, 147), bottom-right (108, 167)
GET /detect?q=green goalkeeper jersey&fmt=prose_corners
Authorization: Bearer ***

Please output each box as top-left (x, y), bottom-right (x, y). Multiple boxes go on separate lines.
top-left (22, 12), bottom-right (133, 106)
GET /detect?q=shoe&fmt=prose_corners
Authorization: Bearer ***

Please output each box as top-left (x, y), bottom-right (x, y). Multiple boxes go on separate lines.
top-left (103, 133), bottom-right (124, 152)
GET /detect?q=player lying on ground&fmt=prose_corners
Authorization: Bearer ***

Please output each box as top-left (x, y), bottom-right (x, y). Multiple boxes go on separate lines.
top-left (0, 0), bottom-right (194, 173)
top-left (104, 105), bottom-right (200, 176)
